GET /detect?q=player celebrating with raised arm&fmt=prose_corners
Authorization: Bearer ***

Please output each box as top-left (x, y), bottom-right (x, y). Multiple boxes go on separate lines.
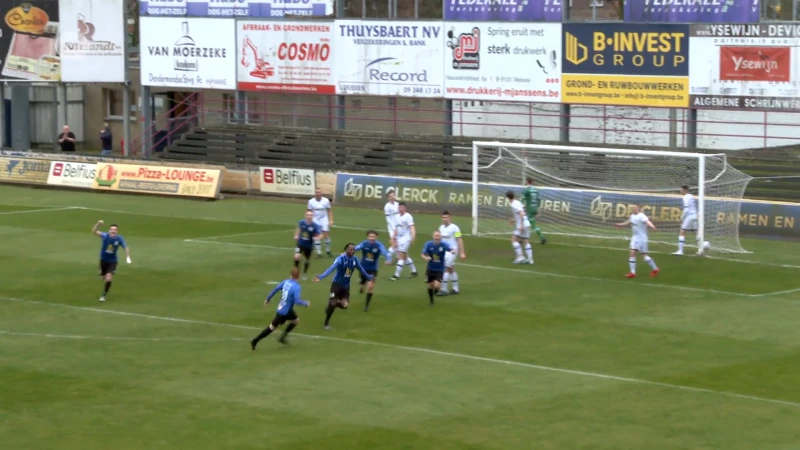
top-left (250, 267), bottom-right (310, 350)
top-left (673, 185), bottom-right (698, 256)
top-left (355, 230), bottom-right (390, 312)
top-left (383, 189), bottom-right (400, 264)
top-left (390, 202), bottom-right (418, 280)
top-left (92, 220), bottom-right (131, 302)
top-left (294, 210), bottom-right (321, 280)
top-left (523, 177), bottom-right (547, 245)
top-left (438, 211), bottom-right (466, 296)
top-left (506, 191), bottom-right (533, 264)
top-left (308, 188), bottom-right (334, 258)
top-left (421, 231), bottom-right (455, 306)
top-left (314, 243), bottom-right (372, 329)
top-left (615, 203), bottom-right (660, 278)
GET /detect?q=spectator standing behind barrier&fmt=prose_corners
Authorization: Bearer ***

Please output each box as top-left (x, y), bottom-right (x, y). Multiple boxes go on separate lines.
top-left (100, 123), bottom-right (112, 156)
top-left (58, 125), bottom-right (76, 152)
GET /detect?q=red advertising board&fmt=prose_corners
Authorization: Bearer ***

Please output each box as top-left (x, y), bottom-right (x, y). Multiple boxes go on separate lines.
top-left (719, 47), bottom-right (791, 83)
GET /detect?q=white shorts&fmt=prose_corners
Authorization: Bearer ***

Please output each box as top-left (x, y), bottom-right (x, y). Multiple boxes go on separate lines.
top-left (387, 225), bottom-right (396, 239)
top-left (397, 238), bottom-right (411, 254)
top-left (444, 252), bottom-right (456, 269)
top-left (681, 215), bottom-right (698, 231)
top-left (314, 219), bottom-right (329, 232)
top-left (513, 226), bottom-right (531, 240)
top-left (630, 237), bottom-right (649, 254)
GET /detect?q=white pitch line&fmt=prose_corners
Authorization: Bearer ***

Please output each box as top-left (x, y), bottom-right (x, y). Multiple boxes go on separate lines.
top-left (750, 287), bottom-right (800, 298)
top-left (192, 229), bottom-right (294, 241)
top-left (0, 330), bottom-right (242, 342)
top-left (0, 206), bottom-right (81, 215)
top-left (2, 295), bottom-right (798, 409)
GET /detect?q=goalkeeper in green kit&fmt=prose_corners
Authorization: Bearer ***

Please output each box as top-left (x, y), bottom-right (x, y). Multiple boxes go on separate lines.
top-left (523, 177), bottom-right (547, 245)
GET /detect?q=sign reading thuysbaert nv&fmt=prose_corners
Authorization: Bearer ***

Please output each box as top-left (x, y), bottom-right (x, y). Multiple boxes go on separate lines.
top-left (92, 163), bottom-right (222, 198)
top-left (260, 167), bottom-right (315, 196)
top-left (48, 161), bottom-right (96, 188)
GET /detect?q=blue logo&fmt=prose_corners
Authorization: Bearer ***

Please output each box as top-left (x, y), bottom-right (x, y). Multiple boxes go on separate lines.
top-left (366, 57), bottom-right (428, 83)
top-left (6, 160), bottom-right (19, 176)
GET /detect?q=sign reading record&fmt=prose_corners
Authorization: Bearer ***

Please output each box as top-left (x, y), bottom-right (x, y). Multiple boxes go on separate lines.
top-left (561, 24), bottom-right (689, 108)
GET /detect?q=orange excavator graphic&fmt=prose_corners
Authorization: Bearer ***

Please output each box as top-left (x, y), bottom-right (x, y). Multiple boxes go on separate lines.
top-left (240, 37), bottom-right (274, 79)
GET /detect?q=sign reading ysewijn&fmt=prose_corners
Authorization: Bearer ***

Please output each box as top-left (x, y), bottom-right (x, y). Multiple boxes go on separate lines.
top-left (689, 24), bottom-right (800, 111)
top-left (561, 23), bottom-right (689, 108)
top-left (59, 0), bottom-right (125, 82)
top-left (237, 21), bottom-right (334, 94)
top-left (260, 167), bottom-right (315, 196)
top-left (0, 157), bottom-right (50, 184)
top-left (444, 0), bottom-right (562, 21)
top-left (335, 21), bottom-right (444, 98)
top-left (443, 23), bottom-right (561, 102)
top-left (140, 17), bottom-right (236, 89)
top-left (139, 0), bottom-right (334, 18)
top-left (47, 161), bottom-right (96, 188)
top-left (625, 0), bottom-right (760, 24)
top-left (92, 163), bottom-right (222, 199)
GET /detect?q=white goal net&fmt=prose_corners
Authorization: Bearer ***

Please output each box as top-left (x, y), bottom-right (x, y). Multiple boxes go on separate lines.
top-left (471, 141), bottom-right (753, 254)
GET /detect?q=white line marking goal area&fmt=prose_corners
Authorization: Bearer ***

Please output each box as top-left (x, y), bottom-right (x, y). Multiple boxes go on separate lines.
top-left (0, 295), bottom-right (797, 409)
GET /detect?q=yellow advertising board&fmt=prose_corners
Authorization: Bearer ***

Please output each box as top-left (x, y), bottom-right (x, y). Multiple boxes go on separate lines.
top-left (561, 74), bottom-right (689, 108)
top-left (0, 157), bottom-right (50, 185)
top-left (92, 163), bottom-right (222, 199)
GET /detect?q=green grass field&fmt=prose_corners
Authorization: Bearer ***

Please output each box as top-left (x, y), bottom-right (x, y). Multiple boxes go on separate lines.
top-left (1, 184), bottom-right (799, 450)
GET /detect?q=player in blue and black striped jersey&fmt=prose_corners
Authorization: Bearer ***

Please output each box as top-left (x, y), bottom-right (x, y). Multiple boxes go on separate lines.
top-left (294, 210), bottom-right (321, 279)
top-left (355, 230), bottom-right (390, 312)
top-left (92, 220), bottom-right (131, 303)
top-left (421, 231), bottom-right (455, 306)
top-left (314, 243), bottom-right (372, 329)
top-left (251, 267), bottom-right (310, 350)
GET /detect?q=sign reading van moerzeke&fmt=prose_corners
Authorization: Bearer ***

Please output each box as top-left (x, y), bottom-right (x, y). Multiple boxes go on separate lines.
top-left (689, 24), bottom-right (800, 111)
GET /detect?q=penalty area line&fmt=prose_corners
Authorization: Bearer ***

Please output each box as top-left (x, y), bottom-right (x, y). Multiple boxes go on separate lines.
top-left (189, 229), bottom-right (295, 241)
top-left (0, 330), bottom-right (243, 342)
top-left (0, 206), bottom-right (83, 215)
top-left (1, 295), bottom-right (798, 409)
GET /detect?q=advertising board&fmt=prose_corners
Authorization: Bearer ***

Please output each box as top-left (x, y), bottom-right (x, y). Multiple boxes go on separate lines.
top-left (260, 167), bottom-right (315, 196)
top-left (444, 0), bottom-right (562, 21)
top-left (443, 23), bottom-right (561, 102)
top-left (237, 21), bottom-right (335, 94)
top-left (335, 21), bottom-right (444, 98)
top-left (59, 0), bottom-right (125, 82)
top-left (561, 23), bottom-right (689, 108)
top-left (0, 0), bottom-right (59, 81)
top-left (0, 157), bottom-right (50, 184)
top-left (139, 17), bottom-right (237, 90)
top-left (625, 0), bottom-right (760, 24)
top-left (139, 0), bottom-right (333, 18)
top-left (47, 161), bottom-right (96, 189)
top-left (92, 163), bottom-right (222, 199)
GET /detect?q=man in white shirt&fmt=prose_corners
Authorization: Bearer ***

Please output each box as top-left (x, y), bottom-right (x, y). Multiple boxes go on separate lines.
top-left (615, 203), bottom-right (659, 278)
top-left (506, 191), bottom-right (533, 264)
top-left (673, 185), bottom-right (698, 256)
top-left (383, 189), bottom-right (400, 264)
top-left (390, 202), bottom-right (418, 280)
top-left (438, 211), bottom-right (466, 295)
top-left (307, 188), bottom-right (334, 257)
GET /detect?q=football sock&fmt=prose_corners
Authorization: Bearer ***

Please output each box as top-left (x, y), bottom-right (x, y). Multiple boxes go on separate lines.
top-left (315, 241), bottom-right (322, 255)
top-left (281, 323), bottom-right (297, 339)
top-left (325, 239), bottom-right (331, 252)
top-left (535, 227), bottom-right (543, 237)
top-left (104, 281), bottom-right (112, 294)
top-left (678, 236), bottom-right (685, 252)
top-left (628, 257), bottom-right (636, 274)
top-left (451, 272), bottom-right (459, 291)
top-left (324, 305), bottom-right (335, 326)
top-left (428, 288), bottom-right (434, 304)
top-left (512, 241), bottom-right (523, 259)
top-left (406, 257), bottom-right (417, 273)
top-left (303, 262), bottom-right (310, 274)
top-left (525, 243), bottom-right (533, 261)
top-left (442, 272), bottom-right (450, 289)
top-left (394, 261), bottom-right (404, 278)
top-left (253, 326), bottom-right (274, 343)
top-left (294, 260), bottom-right (300, 268)
top-left (365, 293), bottom-right (373, 307)
top-left (644, 256), bottom-right (658, 270)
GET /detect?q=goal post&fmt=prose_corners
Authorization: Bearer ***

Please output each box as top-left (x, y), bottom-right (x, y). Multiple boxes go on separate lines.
top-left (471, 141), bottom-right (753, 254)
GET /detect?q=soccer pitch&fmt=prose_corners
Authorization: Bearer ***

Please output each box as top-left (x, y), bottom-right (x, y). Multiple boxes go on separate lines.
top-left (1, 184), bottom-right (799, 450)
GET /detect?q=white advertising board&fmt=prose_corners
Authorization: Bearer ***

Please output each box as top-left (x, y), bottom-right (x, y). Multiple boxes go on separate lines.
top-left (443, 23), bottom-right (562, 102)
top-left (260, 167), bottom-right (316, 196)
top-left (47, 161), bottom-right (96, 189)
top-left (140, 17), bottom-right (237, 90)
top-left (334, 21), bottom-right (445, 97)
top-left (59, 0), bottom-right (126, 82)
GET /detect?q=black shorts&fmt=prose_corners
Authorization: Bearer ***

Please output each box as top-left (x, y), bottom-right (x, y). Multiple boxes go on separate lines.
top-left (99, 260), bottom-right (117, 276)
top-left (360, 270), bottom-right (377, 284)
top-left (271, 309), bottom-right (298, 327)
top-left (296, 246), bottom-right (312, 258)
top-left (330, 283), bottom-right (350, 301)
top-left (426, 269), bottom-right (443, 283)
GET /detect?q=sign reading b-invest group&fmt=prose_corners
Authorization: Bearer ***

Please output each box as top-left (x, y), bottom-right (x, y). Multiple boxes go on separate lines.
top-left (561, 23), bottom-right (690, 108)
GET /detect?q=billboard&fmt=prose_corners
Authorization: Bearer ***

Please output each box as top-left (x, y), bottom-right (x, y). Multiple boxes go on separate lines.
top-left (47, 161), bottom-right (96, 188)
top-left (237, 21), bottom-right (334, 94)
top-left (260, 167), bottom-right (315, 196)
top-left (625, 0), bottom-right (760, 24)
top-left (443, 23), bottom-right (561, 102)
top-left (689, 24), bottom-right (800, 111)
top-left (59, 0), bottom-right (125, 82)
top-left (0, 0), bottom-right (59, 81)
top-left (561, 23), bottom-right (689, 108)
top-left (92, 163), bottom-right (222, 198)
top-left (139, 17), bottom-right (236, 89)
top-left (444, 0), bottom-right (562, 21)
top-left (0, 157), bottom-right (50, 184)
top-left (139, 0), bottom-right (333, 18)
top-left (335, 21), bottom-right (444, 98)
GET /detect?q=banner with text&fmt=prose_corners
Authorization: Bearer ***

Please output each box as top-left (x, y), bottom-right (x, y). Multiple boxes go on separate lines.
top-left (237, 21), bottom-right (334, 94)
top-left (260, 167), bottom-right (315, 196)
top-left (140, 17), bottom-right (237, 89)
top-left (139, 0), bottom-right (333, 18)
top-left (335, 172), bottom-right (800, 239)
top-left (625, 0), bottom-right (760, 23)
top-left (92, 163), bottom-right (222, 198)
top-left (444, 0), bottom-right (562, 21)
top-left (561, 23), bottom-right (689, 108)
top-left (59, 0), bottom-right (125, 82)
top-left (48, 161), bottom-right (96, 189)
top-left (689, 24), bottom-right (800, 111)
top-left (335, 21), bottom-right (444, 97)
top-left (443, 23), bottom-right (561, 102)
top-left (0, 0), bottom-right (59, 81)
top-left (0, 157), bottom-right (50, 184)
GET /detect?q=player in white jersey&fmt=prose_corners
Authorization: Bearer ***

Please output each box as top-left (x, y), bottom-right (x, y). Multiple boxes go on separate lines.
top-left (438, 211), bottom-right (466, 295)
top-left (673, 185), bottom-right (699, 256)
top-left (390, 202), bottom-right (418, 280)
top-left (615, 203), bottom-right (660, 278)
top-left (307, 188), bottom-right (334, 257)
top-left (383, 189), bottom-right (400, 263)
top-left (506, 191), bottom-right (533, 264)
